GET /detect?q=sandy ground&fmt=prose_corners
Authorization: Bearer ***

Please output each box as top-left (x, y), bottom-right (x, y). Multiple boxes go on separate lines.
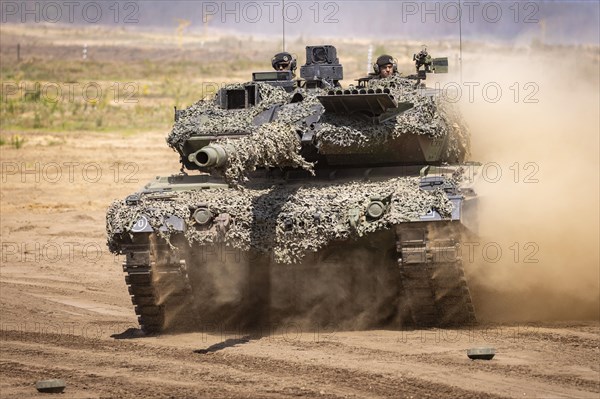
top-left (0, 131), bottom-right (598, 398)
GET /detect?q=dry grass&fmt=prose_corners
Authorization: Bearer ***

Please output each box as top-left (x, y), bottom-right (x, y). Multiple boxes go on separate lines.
top-left (1, 23), bottom-right (597, 138)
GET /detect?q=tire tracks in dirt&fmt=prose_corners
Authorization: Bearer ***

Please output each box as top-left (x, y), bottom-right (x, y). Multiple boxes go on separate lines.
top-left (1, 330), bottom-right (506, 398)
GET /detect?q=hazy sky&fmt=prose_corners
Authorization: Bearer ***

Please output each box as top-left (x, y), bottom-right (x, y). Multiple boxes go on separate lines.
top-left (2, 1), bottom-right (599, 45)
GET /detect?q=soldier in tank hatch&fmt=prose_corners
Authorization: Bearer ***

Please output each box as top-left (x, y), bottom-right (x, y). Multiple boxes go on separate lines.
top-left (414, 45), bottom-right (432, 73)
top-left (271, 52), bottom-right (297, 76)
top-left (374, 54), bottom-right (398, 79)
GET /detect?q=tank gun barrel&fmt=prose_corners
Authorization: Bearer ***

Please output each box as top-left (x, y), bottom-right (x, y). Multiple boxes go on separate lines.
top-left (188, 144), bottom-right (233, 168)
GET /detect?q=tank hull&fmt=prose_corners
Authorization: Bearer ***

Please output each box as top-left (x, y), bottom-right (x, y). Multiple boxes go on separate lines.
top-left (109, 169), bottom-right (478, 333)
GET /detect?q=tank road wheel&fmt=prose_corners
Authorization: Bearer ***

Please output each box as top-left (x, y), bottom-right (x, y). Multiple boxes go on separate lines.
top-left (122, 234), bottom-right (194, 334)
top-left (395, 224), bottom-right (476, 328)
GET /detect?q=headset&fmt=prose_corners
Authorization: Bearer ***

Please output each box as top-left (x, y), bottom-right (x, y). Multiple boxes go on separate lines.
top-left (373, 56), bottom-right (398, 75)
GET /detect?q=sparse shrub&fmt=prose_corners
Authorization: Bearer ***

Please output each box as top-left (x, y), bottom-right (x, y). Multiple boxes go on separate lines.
top-left (24, 84), bottom-right (41, 102)
top-left (33, 112), bottom-right (42, 128)
top-left (10, 134), bottom-right (25, 149)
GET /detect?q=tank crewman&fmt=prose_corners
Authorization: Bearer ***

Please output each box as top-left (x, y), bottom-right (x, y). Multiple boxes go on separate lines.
top-left (373, 54), bottom-right (398, 79)
top-left (271, 52), bottom-right (297, 76)
top-left (414, 46), bottom-right (432, 73)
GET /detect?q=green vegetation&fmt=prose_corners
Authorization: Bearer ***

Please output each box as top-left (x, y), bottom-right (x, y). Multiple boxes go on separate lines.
top-left (0, 25), bottom-right (404, 135)
top-left (1, 60), bottom-right (227, 134)
top-left (11, 24), bottom-right (592, 136)
top-left (0, 134), bottom-right (26, 149)
top-left (11, 134), bottom-right (25, 148)
top-left (0, 54), bottom-right (265, 134)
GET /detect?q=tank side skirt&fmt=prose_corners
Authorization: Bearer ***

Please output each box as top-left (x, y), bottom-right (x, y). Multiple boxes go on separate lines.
top-left (122, 235), bottom-right (193, 333)
top-left (396, 224), bottom-right (476, 327)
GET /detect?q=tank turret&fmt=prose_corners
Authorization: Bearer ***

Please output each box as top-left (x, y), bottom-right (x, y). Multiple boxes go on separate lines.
top-left (169, 45), bottom-right (468, 182)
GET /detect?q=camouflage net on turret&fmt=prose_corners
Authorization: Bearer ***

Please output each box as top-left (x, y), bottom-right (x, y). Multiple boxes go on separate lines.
top-left (167, 82), bottom-right (290, 151)
top-left (438, 100), bottom-right (471, 162)
top-left (106, 177), bottom-right (453, 264)
top-left (214, 121), bottom-right (314, 184)
top-left (315, 75), bottom-right (470, 158)
top-left (166, 76), bottom-right (470, 180)
top-left (167, 75), bottom-right (470, 161)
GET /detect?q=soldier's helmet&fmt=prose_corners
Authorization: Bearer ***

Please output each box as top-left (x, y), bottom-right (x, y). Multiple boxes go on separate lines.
top-left (272, 52), bottom-right (297, 72)
top-left (376, 54), bottom-right (395, 67)
top-left (374, 54), bottom-right (397, 74)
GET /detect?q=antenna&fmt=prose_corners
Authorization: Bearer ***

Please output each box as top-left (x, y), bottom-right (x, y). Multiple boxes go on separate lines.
top-left (459, 0), bottom-right (463, 83)
top-left (367, 44), bottom-right (373, 75)
top-left (176, 18), bottom-right (191, 50)
top-left (282, 0), bottom-right (286, 52)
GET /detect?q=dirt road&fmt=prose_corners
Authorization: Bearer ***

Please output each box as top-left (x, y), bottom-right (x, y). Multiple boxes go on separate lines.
top-left (1, 132), bottom-right (599, 398)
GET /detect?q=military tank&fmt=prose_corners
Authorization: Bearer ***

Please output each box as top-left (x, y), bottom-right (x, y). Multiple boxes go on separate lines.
top-left (107, 45), bottom-right (479, 333)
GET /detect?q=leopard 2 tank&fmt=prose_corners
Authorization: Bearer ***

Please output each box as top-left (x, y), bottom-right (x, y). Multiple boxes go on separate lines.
top-left (107, 45), bottom-right (479, 333)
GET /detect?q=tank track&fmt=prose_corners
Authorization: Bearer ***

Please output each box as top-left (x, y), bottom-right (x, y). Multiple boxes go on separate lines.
top-left (121, 227), bottom-right (474, 332)
top-left (122, 235), bottom-right (193, 333)
top-left (396, 225), bottom-right (476, 327)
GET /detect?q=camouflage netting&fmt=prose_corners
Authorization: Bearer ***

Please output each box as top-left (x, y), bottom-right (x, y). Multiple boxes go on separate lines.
top-left (438, 100), bottom-right (471, 162)
top-left (213, 121), bottom-right (314, 184)
top-left (167, 82), bottom-right (290, 151)
top-left (106, 177), bottom-right (453, 264)
top-left (314, 75), bottom-right (470, 152)
top-left (167, 76), bottom-right (470, 160)
top-left (164, 76), bottom-right (470, 183)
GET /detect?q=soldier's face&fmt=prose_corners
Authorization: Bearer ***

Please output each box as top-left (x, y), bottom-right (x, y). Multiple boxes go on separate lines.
top-left (379, 64), bottom-right (394, 78)
top-left (276, 62), bottom-right (290, 71)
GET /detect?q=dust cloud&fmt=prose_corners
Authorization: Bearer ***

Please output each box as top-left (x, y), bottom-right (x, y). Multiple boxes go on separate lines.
top-left (455, 45), bottom-right (600, 322)
top-left (163, 237), bottom-right (400, 335)
top-left (266, 238), bottom-right (399, 332)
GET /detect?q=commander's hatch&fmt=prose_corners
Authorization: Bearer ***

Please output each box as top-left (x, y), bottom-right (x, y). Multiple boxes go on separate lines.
top-left (252, 71), bottom-right (296, 92)
top-left (252, 71), bottom-right (293, 82)
top-left (317, 89), bottom-right (413, 124)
